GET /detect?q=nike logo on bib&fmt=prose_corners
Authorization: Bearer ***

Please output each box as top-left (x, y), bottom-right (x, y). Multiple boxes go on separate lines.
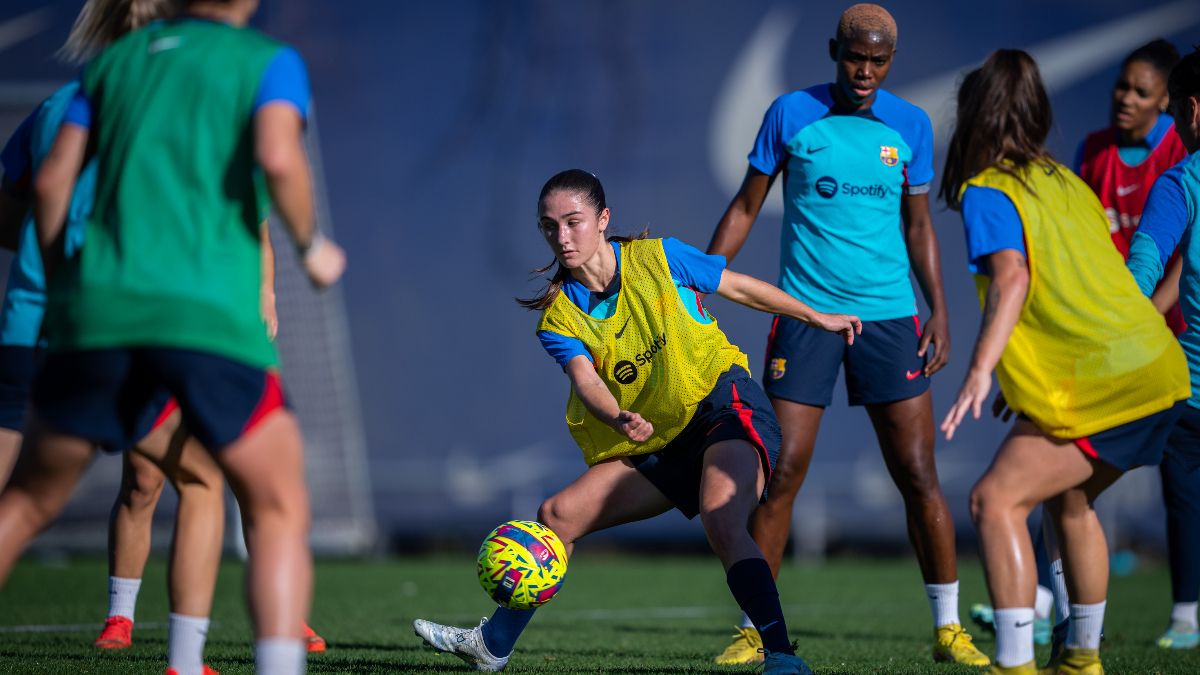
top-left (1116, 184), bottom-right (1138, 197)
top-left (615, 317), bottom-right (631, 339)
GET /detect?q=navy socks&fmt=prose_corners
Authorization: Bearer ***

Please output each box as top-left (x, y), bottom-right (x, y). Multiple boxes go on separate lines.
top-left (727, 557), bottom-right (794, 655)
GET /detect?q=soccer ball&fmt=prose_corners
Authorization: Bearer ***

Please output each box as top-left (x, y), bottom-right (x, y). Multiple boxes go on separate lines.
top-left (476, 520), bottom-right (568, 610)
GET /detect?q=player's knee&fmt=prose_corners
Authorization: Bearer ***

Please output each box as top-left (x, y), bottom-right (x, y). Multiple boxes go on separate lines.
top-left (698, 507), bottom-right (745, 551)
top-left (969, 479), bottom-right (1010, 527)
top-left (537, 497), bottom-right (569, 539)
top-left (126, 471), bottom-right (165, 510)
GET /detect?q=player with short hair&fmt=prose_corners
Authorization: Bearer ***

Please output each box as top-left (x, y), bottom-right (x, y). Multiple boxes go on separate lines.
top-left (413, 168), bottom-right (862, 675)
top-left (1125, 43), bottom-right (1200, 655)
top-left (707, 3), bottom-right (986, 666)
top-left (940, 49), bottom-right (1190, 675)
top-left (0, 1), bottom-right (347, 674)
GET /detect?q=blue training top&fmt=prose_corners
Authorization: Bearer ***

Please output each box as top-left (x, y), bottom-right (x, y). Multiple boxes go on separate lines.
top-left (1126, 150), bottom-right (1200, 408)
top-left (749, 84), bottom-right (933, 320)
top-left (538, 237), bottom-right (726, 367)
top-left (0, 81), bottom-right (92, 347)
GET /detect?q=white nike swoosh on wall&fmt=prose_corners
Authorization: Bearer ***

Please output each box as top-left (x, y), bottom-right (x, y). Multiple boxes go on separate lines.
top-left (709, 0), bottom-right (1200, 210)
top-left (0, 8), bottom-right (53, 55)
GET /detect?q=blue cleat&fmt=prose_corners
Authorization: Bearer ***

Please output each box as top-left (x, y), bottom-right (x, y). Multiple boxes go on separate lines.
top-left (1033, 616), bottom-right (1052, 646)
top-left (970, 603), bottom-right (996, 634)
top-left (1157, 621), bottom-right (1200, 649)
top-left (762, 650), bottom-right (814, 675)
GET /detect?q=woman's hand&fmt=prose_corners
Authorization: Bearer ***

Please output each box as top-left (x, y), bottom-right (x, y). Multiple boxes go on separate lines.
top-left (941, 367), bottom-right (992, 441)
top-left (613, 411), bottom-right (654, 442)
top-left (813, 312), bottom-right (863, 345)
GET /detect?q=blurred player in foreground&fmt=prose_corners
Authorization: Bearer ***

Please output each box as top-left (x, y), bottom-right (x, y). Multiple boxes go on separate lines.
top-left (940, 50), bottom-right (1189, 674)
top-left (0, 0), bottom-right (346, 673)
top-left (413, 169), bottom-right (860, 674)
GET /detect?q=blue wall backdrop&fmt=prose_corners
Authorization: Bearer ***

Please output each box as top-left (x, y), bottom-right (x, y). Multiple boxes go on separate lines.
top-left (1, 1), bottom-right (1198, 553)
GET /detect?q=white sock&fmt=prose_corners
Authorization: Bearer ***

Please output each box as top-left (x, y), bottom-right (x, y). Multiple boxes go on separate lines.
top-left (739, 612), bottom-right (754, 629)
top-left (925, 581), bottom-right (960, 628)
top-left (107, 576), bottom-right (142, 621)
top-left (1171, 602), bottom-right (1199, 629)
top-left (1067, 601), bottom-right (1106, 650)
top-left (994, 607), bottom-right (1036, 667)
top-left (1050, 560), bottom-right (1071, 624)
top-left (1034, 585), bottom-right (1054, 620)
top-left (168, 614), bottom-right (210, 675)
top-left (256, 638), bottom-right (305, 675)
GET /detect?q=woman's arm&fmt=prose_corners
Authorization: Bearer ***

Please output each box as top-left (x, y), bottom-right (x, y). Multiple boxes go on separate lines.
top-left (714, 269), bottom-right (862, 344)
top-left (1151, 252), bottom-right (1182, 315)
top-left (33, 124), bottom-right (88, 263)
top-left (941, 249), bottom-right (1029, 440)
top-left (902, 192), bottom-right (951, 375)
top-left (260, 220), bottom-right (278, 340)
top-left (564, 355), bottom-right (653, 442)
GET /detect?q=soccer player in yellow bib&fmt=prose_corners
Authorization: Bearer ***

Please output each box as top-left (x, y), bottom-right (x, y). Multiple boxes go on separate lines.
top-left (939, 51), bottom-right (1190, 675)
top-left (413, 169), bottom-right (860, 675)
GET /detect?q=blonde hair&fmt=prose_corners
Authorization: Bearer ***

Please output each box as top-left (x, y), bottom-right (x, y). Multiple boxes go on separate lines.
top-left (59, 0), bottom-right (183, 64)
top-left (837, 4), bottom-right (898, 46)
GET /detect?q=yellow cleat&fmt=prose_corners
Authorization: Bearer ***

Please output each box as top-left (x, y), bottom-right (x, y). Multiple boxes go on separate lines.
top-left (714, 626), bottom-right (764, 665)
top-left (1039, 647), bottom-right (1103, 675)
top-left (988, 661), bottom-right (1038, 675)
top-left (934, 623), bottom-right (991, 666)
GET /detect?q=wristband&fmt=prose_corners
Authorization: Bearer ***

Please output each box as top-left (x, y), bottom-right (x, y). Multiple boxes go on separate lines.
top-left (297, 231), bottom-right (326, 260)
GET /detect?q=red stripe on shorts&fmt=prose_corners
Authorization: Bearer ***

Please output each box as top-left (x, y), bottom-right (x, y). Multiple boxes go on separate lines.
top-left (1074, 436), bottom-right (1099, 460)
top-left (912, 314), bottom-right (922, 337)
top-left (241, 371), bottom-right (285, 435)
top-left (763, 316), bottom-right (781, 371)
top-left (730, 382), bottom-right (772, 482)
top-left (150, 398), bottom-right (179, 432)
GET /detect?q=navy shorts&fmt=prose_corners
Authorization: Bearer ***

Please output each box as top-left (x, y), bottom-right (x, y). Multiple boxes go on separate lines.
top-left (32, 348), bottom-right (287, 453)
top-left (629, 366), bottom-right (780, 519)
top-left (0, 345), bottom-right (37, 432)
top-left (1074, 400), bottom-right (1187, 471)
top-left (762, 315), bottom-right (929, 407)
top-left (1164, 403), bottom-right (1200, 472)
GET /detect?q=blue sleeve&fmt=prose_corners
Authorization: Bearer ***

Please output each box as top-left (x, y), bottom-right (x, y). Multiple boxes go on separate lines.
top-left (538, 330), bottom-right (592, 368)
top-left (1127, 232), bottom-right (1165, 297)
top-left (661, 237), bottom-right (726, 293)
top-left (1073, 140), bottom-right (1086, 175)
top-left (254, 47), bottom-right (311, 120)
top-left (1130, 169), bottom-right (1191, 274)
top-left (0, 107), bottom-right (38, 195)
top-left (747, 96), bottom-right (789, 176)
top-left (961, 186), bottom-right (1026, 274)
top-left (63, 90), bottom-right (91, 130)
top-left (904, 109), bottom-right (934, 191)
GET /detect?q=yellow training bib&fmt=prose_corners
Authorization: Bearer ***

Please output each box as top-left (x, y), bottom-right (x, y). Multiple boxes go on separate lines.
top-left (966, 161), bottom-right (1189, 438)
top-left (537, 239), bottom-right (749, 464)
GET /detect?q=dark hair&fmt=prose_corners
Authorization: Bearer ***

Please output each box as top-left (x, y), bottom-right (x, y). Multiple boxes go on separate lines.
top-left (939, 50), bottom-right (1053, 211)
top-left (1168, 46), bottom-right (1200, 103)
top-left (1122, 38), bottom-right (1180, 79)
top-left (517, 170), bottom-right (616, 311)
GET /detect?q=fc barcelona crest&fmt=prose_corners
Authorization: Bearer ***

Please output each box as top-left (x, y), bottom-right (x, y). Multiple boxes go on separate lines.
top-left (879, 145), bottom-right (899, 167)
top-left (769, 358), bottom-right (787, 380)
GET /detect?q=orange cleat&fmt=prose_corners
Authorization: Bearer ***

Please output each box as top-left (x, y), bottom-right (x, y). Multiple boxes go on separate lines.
top-left (304, 623), bottom-right (327, 653)
top-left (93, 615), bottom-right (133, 649)
top-left (164, 666), bottom-right (219, 675)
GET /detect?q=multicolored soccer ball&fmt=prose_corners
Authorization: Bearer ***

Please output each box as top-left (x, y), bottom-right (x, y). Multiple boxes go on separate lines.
top-left (476, 520), bottom-right (568, 610)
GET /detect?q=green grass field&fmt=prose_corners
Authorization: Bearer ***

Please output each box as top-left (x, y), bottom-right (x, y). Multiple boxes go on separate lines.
top-left (0, 554), bottom-right (1197, 673)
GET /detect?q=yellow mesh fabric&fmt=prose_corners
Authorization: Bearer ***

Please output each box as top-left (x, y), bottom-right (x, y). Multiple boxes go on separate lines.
top-left (537, 239), bottom-right (749, 464)
top-left (966, 161), bottom-right (1189, 438)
